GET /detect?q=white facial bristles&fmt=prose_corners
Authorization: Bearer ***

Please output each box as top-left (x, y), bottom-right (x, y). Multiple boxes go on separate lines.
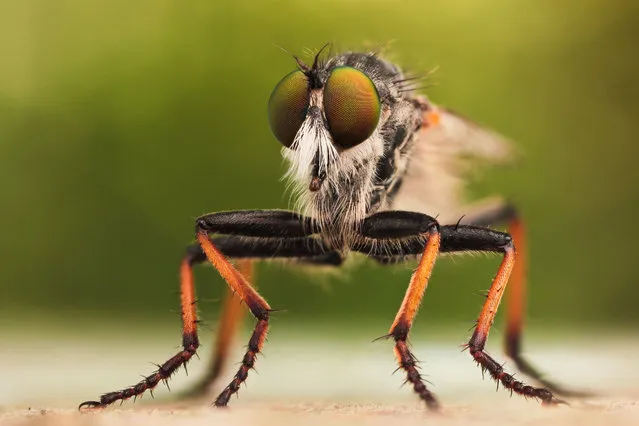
top-left (282, 113), bottom-right (338, 185)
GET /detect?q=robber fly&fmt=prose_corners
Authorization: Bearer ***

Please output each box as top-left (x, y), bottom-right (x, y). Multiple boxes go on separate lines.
top-left (80, 48), bottom-right (578, 411)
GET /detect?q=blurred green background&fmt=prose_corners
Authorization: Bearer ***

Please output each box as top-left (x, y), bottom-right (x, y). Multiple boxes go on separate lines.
top-left (1, 0), bottom-right (638, 337)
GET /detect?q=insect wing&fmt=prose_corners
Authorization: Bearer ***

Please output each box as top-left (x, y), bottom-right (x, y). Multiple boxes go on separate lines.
top-left (391, 105), bottom-right (515, 224)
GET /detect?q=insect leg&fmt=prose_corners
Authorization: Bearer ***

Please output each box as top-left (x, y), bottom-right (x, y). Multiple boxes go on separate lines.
top-left (442, 224), bottom-right (564, 405)
top-left (353, 216), bottom-right (564, 406)
top-left (451, 201), bottom-right (530, 371)
top-left (78, 210), bottom-right (332, 409)
top-left (459, 200), bottom-right (586, 396)
top-left (78, 245), bottom-right (206, 410)
top-left (194, 210), bottom-right (325, 407)
top-left (359, 211), bottom-right (442, 410)
top-left (181, 241), bottom-right (342, 399)
top-left (180, 260), bottom-right (252, 399)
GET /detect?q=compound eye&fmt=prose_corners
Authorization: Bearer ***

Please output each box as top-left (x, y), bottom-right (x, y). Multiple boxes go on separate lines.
top-left (268, 70), bottom-right (309, 148)
top-left (323, 66), bottom-right (381, 148)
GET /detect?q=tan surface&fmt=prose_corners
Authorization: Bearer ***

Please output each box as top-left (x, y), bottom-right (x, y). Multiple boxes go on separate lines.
top-left (2, 330), bottom-right (639, 425)
top-left (3, 400), bottom-right (639, 426)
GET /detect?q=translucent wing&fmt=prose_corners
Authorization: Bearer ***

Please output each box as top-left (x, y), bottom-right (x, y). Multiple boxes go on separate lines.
top-left (391, 102), bottom-right (514, 224)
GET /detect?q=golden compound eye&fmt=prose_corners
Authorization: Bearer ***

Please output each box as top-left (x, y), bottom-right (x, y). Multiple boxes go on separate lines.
top-left (323, 66), bottom-right (381, 148)
top-left (268, 70), bottom-right (309, 148)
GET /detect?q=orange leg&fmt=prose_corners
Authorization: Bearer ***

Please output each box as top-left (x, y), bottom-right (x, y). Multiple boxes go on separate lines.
top-left (505, 216), bottom-right (526, 355)
top-left (211, 260), bottom-right (252, 384)
top-left (389, 224), bottom-right (441, 410)
top-left (78, 209), bottom-right (334, 410)
top-left (183, 261), bottom-right (251, 398)
top-left (504, 216), bottom-right (590, 396)
top-left (467, 241), bottom-right (564, 405)
top-left (453, 200), bottom-right (583, 396)
top-left (79, 255), bottom-right (201, 409)
top-left (195, 232), bottom-right (270, 407)
top-left (358, 211), bottom-right (566, 407)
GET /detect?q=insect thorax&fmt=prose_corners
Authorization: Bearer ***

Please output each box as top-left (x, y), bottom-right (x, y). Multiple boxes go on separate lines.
top-left (283, 52), bottom-right (423, 250)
